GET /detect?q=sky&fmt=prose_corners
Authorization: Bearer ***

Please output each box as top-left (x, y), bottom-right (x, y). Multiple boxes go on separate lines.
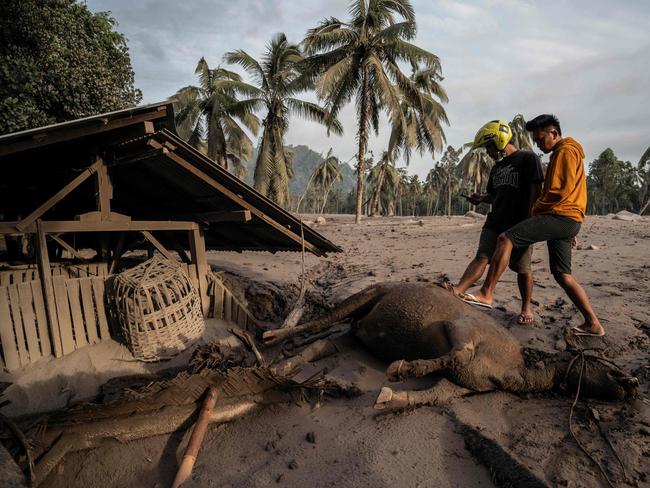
top-left (86, 0), bottom-right (650, 176)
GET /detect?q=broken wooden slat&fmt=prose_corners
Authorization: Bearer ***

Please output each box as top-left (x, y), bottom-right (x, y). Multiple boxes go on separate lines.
top-left (214, 283), bottom-right (224, 320)
top-left (11, 270), bottom-right (22, 285)
top-left (66, 279), bottom-right (87, 348)
top-left (7, 285), bottom-right (29, 366)
top-left (36, 220), bottom-right (63, 358)
top-left (53, 277), bottom-right (75, 355)
top-left (91, 277), bottom-right (110, 340)
top-left (79, 277), bottom-right (98, 344)
top-left (31, 280), bottom-right (51, 357)
top-left (224, 293), bottom-right (232, 323)
top-left (18, 282), bottom-right (41, 362)
top-left (187, 265), bottom-right (198, 292)
top-left (237, 306), bottom-right (247, 328)
top-left (0, 287), bottom-right (20, 371)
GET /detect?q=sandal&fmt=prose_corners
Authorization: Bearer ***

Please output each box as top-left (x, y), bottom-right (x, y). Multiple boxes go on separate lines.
top-left (517, 314), bottom-right (534, 325)
top-left (460, 293), bottom-right (493, 309)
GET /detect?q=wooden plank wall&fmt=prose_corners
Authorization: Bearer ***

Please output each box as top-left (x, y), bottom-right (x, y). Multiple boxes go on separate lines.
top-left (0, 261), bottom-right (255, 372)
top-left (0, 262), bottom-right (108, 285)
top-left (0, 263), bottom-right (110, 371)
top-left (205, 273), bottom-right (254, 329)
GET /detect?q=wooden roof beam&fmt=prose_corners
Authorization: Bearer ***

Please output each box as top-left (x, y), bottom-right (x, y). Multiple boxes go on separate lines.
top-left (0, 220), bottom-right (198, 234)
top-left (172, 210), bottom-right (252, 223)
top-left (147, 139), bottom-right (321, 256)
top-left (15, 160), bottom-right (102, 232)
top-left (141, 231), bottom-right (176, 261)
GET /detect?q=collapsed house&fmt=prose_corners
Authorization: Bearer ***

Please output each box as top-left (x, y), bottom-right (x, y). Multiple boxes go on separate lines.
top-left (0, 101), bottom-right (340, 371)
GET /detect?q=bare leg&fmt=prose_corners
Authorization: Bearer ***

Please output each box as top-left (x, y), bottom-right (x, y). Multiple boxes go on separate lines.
top-left (553, 272), bottom-right (605, 335)
top-left (517, 272), bottom-right (534, 323)
top-left (472, 233), bottom-right (514, 304)
top-left (453, 256), bottom-right (489, 295)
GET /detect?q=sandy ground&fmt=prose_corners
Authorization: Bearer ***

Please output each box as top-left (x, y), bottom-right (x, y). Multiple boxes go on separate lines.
top-left (3, 214), bottom-right (650, 487)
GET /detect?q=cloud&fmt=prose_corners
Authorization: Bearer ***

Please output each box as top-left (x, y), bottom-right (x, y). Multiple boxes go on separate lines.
top-left (87, 0), bottom-right (650, 174)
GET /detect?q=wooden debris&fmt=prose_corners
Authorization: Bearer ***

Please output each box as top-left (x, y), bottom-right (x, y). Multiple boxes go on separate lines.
top-left (172, 386), bottom-right (219, 488)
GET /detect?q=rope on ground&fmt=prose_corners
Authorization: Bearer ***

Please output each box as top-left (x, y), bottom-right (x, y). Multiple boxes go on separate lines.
top-left (566, 352), bottom-right (616, 488)
top-left (280, 222), bottom-right (307, 329)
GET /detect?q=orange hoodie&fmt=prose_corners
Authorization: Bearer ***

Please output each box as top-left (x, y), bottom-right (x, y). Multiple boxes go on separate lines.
top-left (532, 137), bottom-right (587, 222)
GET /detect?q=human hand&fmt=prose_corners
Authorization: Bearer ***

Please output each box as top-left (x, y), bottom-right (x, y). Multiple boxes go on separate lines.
top-left (571, 235), bottom-right (578, 249)
top-left (468, 193), bottom-right (482, 206)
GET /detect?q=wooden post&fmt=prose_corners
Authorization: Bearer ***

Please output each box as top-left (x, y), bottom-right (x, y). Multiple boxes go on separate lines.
top-left (35, 220), bottom-right (63, 357)
top-left (189, 227), bottom-right (209, 317)
top-left (95, 156), bottom-right (112, 260)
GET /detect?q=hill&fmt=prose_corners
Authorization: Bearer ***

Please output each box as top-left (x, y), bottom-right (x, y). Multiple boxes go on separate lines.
top-left (243, 145), bottom-right (356, 197)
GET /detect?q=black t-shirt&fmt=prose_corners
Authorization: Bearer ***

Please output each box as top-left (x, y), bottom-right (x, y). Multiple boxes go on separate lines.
top-left (485, 150), bottom-right (544, 232)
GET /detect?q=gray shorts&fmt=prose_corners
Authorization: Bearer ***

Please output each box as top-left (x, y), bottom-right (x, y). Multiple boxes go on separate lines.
top-left (505, 214), bottom-right (581, 274)
top-left (477, 227), bottom-right (532, 273)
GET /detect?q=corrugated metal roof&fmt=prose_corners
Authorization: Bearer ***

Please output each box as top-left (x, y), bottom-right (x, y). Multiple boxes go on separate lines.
top-left (0, 102), bottom-right (341, 256)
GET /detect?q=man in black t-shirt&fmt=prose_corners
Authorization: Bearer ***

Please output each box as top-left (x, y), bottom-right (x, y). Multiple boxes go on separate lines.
top-left (446, 120), bottom-right (543, 324)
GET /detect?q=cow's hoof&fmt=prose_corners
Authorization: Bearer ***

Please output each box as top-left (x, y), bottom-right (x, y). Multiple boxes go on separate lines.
top-left (374, 387), bottom-right (409, 411)
top-left (386, 360), bottom-right (407, 381)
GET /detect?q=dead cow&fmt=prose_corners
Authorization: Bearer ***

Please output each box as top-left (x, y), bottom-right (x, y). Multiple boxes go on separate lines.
top-left (263, 283), bottom-right (638, 410)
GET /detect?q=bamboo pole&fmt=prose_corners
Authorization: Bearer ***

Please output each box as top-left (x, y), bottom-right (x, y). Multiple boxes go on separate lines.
top-left (171, 386), bottom-right (219, 488)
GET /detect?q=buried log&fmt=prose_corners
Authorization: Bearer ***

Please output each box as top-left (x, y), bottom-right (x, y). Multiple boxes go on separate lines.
top-left (26, 341), bottom-right (345, 487)
top-left (171, 386), bottom-right (219, 488)
top-left (31, 394), bottom-right (270, 486)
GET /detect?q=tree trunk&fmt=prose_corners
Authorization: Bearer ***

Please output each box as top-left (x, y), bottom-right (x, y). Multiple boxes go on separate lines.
top-left (369, 158), bottom-right (388, 216)
top-left (355, 73), bottom-right (369, 224)
top-left (295, 167), bottom-right (317, 213)
top-left (320, 185), bottom-right (332, 214)
top-left (640, 196), bottom-right (650, 215)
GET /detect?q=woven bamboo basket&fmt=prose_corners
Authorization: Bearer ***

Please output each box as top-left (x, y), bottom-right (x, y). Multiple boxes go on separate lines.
top-left (114, 256), bottom-right (205, 360)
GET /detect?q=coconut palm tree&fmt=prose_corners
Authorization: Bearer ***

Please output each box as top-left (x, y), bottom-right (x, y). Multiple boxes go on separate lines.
top-left (638, 146), bottom-right (650, 214)
top-left (225, 33), bottom-right (342, 207)
top-left (172, 58), bottom-right (260, 171)
top-left (303, 0), bottom-right (445, 223)
top-left (423, 167), bottom-right (439, 215)
top-left (457, 147), bottom-right (493, 210)
top-left (367, 68), bottom-right (448, 215)
top-left (313, 148), bottom-right (342, 213)
top-left (388, 67), bottom-right (448, 164)
top-left (437, 145), bottom-right (462, 215)
top-left (509, 114), bottom-right (534, 152)
top-left (368, 151), bottom-right (390, 216)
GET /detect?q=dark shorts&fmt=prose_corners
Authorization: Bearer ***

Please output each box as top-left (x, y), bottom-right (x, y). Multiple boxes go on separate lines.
top-left (477, 227), bottom-right (532, 273)
top-left (505, 214), bottom-right (581, 274)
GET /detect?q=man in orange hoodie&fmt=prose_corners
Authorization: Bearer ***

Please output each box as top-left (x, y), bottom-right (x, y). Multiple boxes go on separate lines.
top-left (461, 114), bottom-right (605, 337)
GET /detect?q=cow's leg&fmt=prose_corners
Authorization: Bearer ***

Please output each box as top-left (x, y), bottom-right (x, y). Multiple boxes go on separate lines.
top-left (386, 348), bottom-right (472, 381)
top-left (374, 378), bottom-right (472, 411)
top-left (262, 284), bottom-right (386, 346)
top-left (386, 356), bottom-right (451, 381)
top-left (386, 319), bottom-right (475, 381)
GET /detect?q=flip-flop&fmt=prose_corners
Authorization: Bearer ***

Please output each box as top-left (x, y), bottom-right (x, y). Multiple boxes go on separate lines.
top-left (460, 293), bottom-right (493, 309)
top-left (571, 326), bottom-right (605, 337)
top-left (517, 314), bottom-right (534, 325)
